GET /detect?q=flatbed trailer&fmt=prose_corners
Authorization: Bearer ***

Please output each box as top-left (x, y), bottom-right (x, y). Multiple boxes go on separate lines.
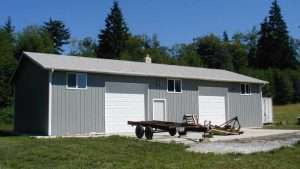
top-left (127, 120), bottom-right (208, 140)
top-left (128, 115), bottom-right (243, 140)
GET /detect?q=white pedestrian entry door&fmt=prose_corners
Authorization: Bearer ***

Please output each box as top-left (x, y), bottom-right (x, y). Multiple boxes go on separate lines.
top-left (153, 99), bottom-right (166, 121)
top-left (198, 96), bottom-right (226, 125)
top-left (105, 93), bottom-right (145, 133)
top-left (262, 97), bottom-right (273, 123)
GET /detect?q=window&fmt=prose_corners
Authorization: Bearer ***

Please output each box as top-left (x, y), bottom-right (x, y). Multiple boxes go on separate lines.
top-left (67, 73), bottom-right (87, 89)
top-left (168, 80), bottom-right (174, 92)
top-left (168, 79), bottom-right (182, 93)
top-left (67, 73), bottom-right (76, 88)
top-left (175, 80), bottom-right (181, 92)
top-left (240, 83), bottom-right (251, 95)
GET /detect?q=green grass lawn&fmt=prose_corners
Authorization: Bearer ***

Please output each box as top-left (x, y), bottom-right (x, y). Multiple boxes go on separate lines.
top-left (0, 104), bottom-right (300, 169)
top-left (0, 135), bottom-right (299, 169)
top-left (265, 103), bottom-right (300, 129)
top-left (0, 123), bottom-right (12, 131)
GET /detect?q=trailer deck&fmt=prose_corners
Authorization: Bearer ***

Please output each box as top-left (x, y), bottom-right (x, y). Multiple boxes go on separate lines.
top-left (128, 115), bottom-right (243, 141)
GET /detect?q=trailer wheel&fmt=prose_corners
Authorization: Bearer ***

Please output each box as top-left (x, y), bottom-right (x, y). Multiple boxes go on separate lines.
top-left (169, 128), bottom-right (177, 136)
top-left (178, 130), bottom-right (187, 136)
top-left (145, 127), bottom-right (153, 140)
top-left (135, 125), bottom-right (144, 139)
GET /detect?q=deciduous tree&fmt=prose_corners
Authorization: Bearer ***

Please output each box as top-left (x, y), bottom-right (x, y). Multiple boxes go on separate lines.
top-left (16, 25), bottom-right (56, 58)
top-left (70, 37), bottom-right (97, 58)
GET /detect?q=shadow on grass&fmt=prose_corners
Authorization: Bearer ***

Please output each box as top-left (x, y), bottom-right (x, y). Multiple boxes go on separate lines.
top-left (0, 130), bottom-right (19, 137)
top-left (263, 123), bottom-right (300, 130)
top-left (0, 124), bottom-right (19, 137)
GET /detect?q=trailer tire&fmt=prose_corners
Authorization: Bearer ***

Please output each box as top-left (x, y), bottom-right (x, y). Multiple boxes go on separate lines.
top-left (135, 125), bottom-right (144, 139)
top-left (178, 130), bottom-right (187, 136)
top-left (145, 127), bottom-right (153, 140)
top-left (169, 128), bottom-right (177, 136)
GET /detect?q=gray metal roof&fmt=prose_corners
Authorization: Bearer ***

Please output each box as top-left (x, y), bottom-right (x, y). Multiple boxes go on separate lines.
top-left (23, 52), bottom-right (267, 84)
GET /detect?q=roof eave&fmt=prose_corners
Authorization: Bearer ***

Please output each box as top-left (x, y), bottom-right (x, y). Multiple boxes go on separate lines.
top-left (51, 67), bottom-right (268, 84)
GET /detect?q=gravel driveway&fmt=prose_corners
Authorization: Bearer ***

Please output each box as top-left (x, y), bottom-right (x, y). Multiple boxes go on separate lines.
top-left (147, 128), bottom-right (300, 154)
top-left (187, 132), bottom-right (300, 154)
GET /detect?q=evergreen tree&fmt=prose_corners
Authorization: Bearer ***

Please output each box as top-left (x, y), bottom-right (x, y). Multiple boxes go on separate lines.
top-left (223, 31), bottom-right (229, 42)
top-left (43, 18), bottom-right (71, 53)
top-left (273, 70), bottom-right (293, 104)
top-left (256, 0), bottom-right (296, 69)
top-left (2, 17), bottom-right (14, 35)
top-left (0, 29), bottom-right (17, 107)
top-left (97, 1), bottom-right (129, 59)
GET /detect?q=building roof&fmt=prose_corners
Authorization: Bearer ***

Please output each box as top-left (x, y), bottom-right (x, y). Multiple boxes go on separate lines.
top-left (22, 52), bottom-right (267, 84)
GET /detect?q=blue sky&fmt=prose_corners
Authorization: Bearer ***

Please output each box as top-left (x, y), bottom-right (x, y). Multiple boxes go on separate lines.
top-left (1, 0), bottom-right (299, 48)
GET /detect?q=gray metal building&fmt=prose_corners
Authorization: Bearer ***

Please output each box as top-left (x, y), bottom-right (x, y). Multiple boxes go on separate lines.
top-left (12, 52), bottom-right (267, 136)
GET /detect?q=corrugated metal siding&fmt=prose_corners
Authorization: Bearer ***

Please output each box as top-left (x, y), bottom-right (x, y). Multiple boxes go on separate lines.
top-left (51, 72), bottom-right (105, 136)
top-left (14, 57), bottom-right (49, 135)
top-left (152, 79), bottom-right (199, 122)
top-left (228, 84), bottom-right (263, 127)
top-left (51, 72), bottom-right (263, 135)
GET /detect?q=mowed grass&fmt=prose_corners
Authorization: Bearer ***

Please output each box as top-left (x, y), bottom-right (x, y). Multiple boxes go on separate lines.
top-left (0, 104), bottom-right (300, 169)
top-left (0, 123), bottom-right (13, 131)
top-left (265, 103), bottom-right (300, 129)
top-left (0, 135), bottom-right (300, 169)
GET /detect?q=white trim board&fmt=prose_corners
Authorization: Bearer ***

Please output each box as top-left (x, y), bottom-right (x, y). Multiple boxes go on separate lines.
top-left (152, 99), bottom-right (167, 121)
top-left (48, 69), bottom-right (54, 136)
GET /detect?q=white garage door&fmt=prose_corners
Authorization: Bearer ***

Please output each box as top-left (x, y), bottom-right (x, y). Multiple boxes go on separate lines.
top-left (198, 96), bottom-right (226, 125)
top-left (105, 93), bottom-right (145, 133)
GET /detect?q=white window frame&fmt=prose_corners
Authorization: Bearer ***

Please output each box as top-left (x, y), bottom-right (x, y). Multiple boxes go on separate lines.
top-left (66, 72), bottom-right (88, 90)
top-left (240, 83), bottom-right (251, 95)
top-left (167, 79), bottom-right (182, 93)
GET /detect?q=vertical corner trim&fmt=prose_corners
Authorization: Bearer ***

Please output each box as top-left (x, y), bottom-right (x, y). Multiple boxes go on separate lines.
top-left (48, 69), bottom-right (54, 136)
top-left (260, 84), bottom-right (264, 126)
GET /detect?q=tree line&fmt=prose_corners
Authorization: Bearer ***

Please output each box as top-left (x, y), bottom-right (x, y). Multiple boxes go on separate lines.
top-left (0, 0), bottom-right (300, 114)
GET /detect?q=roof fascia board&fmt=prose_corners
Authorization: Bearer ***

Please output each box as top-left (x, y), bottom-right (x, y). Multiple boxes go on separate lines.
top-left (52, 68), bottom-right (268, 84)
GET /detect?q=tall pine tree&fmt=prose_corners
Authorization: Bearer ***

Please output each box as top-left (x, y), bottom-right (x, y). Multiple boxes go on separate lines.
top-left (2, 17), bottom-right (14, 35)
top-left (43, 18), bottom-right (70, 54)
top-left (256, 0), bottom-right (296, 69)
top-left (223, 31), bottom-right (229, 42)
top-left (0, 18), bottom-right (17, 107)
top-left (97, 1), bottom-right (129, 59)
